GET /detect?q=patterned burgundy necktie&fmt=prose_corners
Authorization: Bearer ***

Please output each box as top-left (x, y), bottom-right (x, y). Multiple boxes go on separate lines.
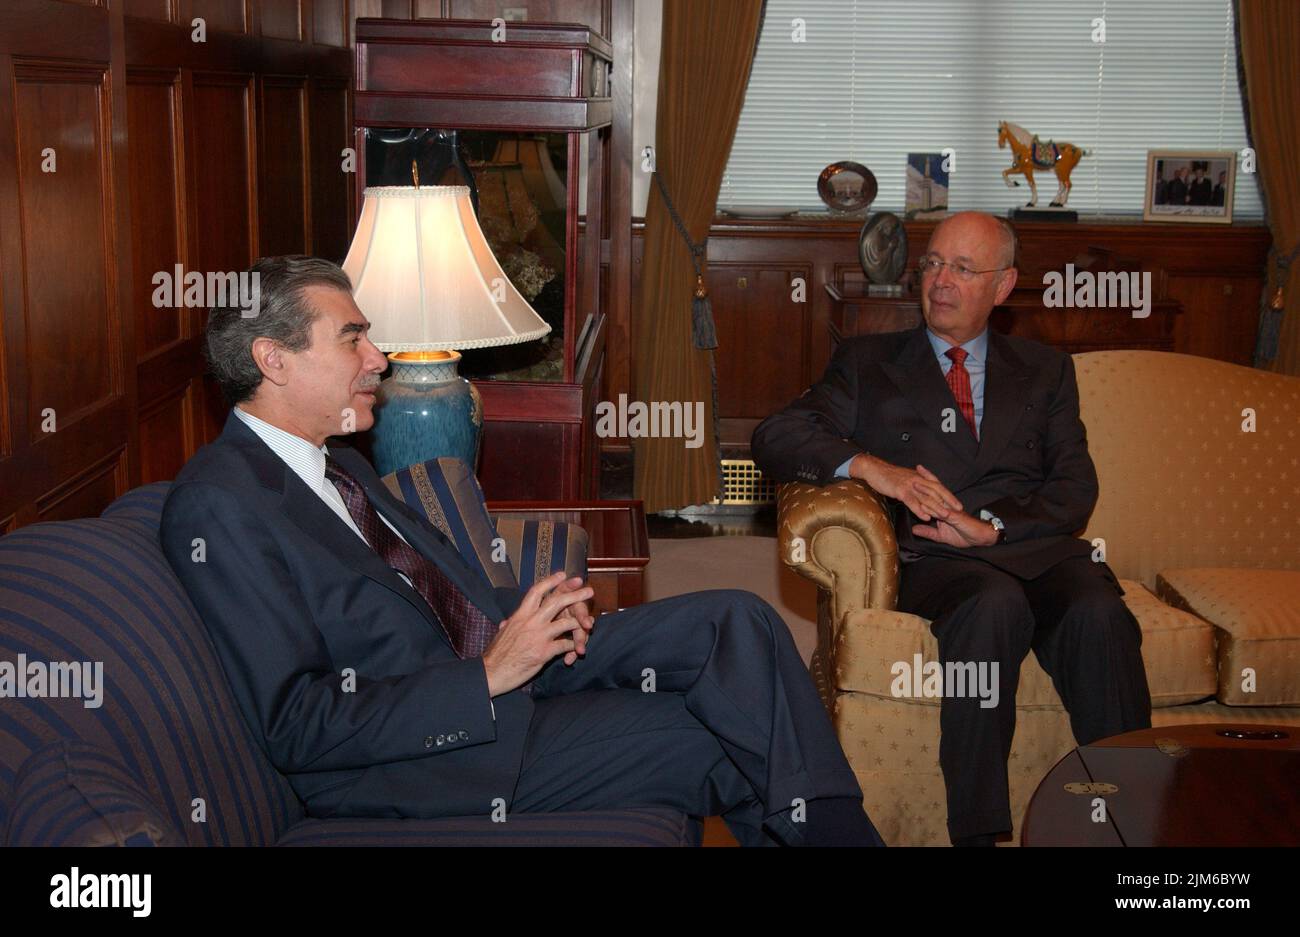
top-left (944, 346), bottom-right (979, 440)
top-left (324, 455), bottom-right (498, 659)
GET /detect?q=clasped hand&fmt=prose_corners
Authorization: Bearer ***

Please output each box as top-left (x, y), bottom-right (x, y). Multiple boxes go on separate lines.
top-left (482, 571), bottom-right (596, 697)
top-left (850, 456), bottom-right (997, 548)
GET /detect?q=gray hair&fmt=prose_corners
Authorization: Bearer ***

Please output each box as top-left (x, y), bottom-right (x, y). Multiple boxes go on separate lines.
top-left (204, 255), bottom-right (353, 405)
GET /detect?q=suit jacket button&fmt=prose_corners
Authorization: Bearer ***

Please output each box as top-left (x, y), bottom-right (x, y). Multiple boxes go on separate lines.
top-left (459, 730), bottom-right (469, 740)
top-left (424, 736), bottom-right (434, 749)
top-left (901, 432), bottom-right (911, 442)
top-left (436, 734), bottom-right (446, 746)
top-left (1026, 440), bottom-right (1035, 449)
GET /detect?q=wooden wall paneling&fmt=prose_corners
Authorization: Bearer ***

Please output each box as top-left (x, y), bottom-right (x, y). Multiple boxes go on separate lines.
top-left (184, 0), bottom-right (250, 35)
top-left (190, 74), bottom-right (258, 277)
top-left (309, 77), bottom-right (352, 261)
top-left (261, 0), bottom-right (303, 41)
top-left (1166, 275), bottom-right (1262, 365)
top-left (13, 61), bottom-right (122, 449)
top-left (258, 75), bottom-right (310, 256)
top-left (35, 447), bottom-right (129, 523)
top-left (127, 68), bottom-right (188, 365)
top-left (190, 72), bottom-right (257, 443)
top-left (0, 0), bottom-right (134, 524)
top-left (708, 263), bottom-right (812, 428)
top-left (139, 381), bottom-right (195, 483)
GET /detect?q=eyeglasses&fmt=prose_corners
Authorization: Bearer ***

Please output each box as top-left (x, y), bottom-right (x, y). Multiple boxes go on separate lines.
top-left (917, 256), bottom-right (1011, 281)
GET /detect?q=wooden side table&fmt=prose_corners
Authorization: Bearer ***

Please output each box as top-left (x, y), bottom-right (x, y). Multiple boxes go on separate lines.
top-left (487, 500), bottom-right (650, 613)
top-left (1021, 723), bottom-right (1300, 846)
top-left (826, 281), bottom-right (1182, 354)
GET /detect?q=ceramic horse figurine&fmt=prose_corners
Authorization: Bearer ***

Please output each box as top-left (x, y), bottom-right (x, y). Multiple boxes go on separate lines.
top-left (997, 121), bottom-right (1090, 208)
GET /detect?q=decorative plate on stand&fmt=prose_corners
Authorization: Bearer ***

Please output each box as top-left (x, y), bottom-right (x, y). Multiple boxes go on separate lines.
top-left (818, 161), bottom-right (877, 213)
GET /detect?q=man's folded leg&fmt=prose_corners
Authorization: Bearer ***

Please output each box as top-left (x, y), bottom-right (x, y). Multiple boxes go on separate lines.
top-left (511, 687), bottom-right (780, 845)
top-left (527, 589), bottom-right (882, 845)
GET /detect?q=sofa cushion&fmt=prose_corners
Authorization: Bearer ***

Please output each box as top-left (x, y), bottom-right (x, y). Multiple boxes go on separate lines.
top-left (382, 458), bottom-right (516, 588)
top-left (492, 517), bottom-right (589, 590)
top-left (276, 807), bottom-right (701, 846)
top-left (1157, 568), bottom-right (1300, 706)
top-left (5, 741), bottom-right (183, 846)
top-left (382, 457), bottom-right (588, 591)
top-left (834, 579), bottom-right (1215, 708)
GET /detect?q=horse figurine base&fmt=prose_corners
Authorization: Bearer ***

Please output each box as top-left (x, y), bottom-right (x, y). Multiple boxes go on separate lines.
top-left (1008, 206), bottom-right (1078, 223)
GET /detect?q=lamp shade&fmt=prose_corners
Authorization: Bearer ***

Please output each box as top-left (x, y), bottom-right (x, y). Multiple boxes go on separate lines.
top-left (342, 185), bottom-right (551, 352)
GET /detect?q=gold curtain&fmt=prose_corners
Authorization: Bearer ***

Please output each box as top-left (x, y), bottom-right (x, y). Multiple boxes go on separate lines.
top-left (633, 0), bottom-right (765, 513)
top-left (1238, 0), bottom-right (1300, 375)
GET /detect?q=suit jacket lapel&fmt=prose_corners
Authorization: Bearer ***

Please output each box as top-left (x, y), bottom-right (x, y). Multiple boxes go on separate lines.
top-left (218, 413), bottom-right (500, 650)
top-left (329, 444), bottom-right (508, 625)
top-left (881, 326), bottom-right (980, 466)
top-left (960, 330), bottom-right (1033, 489)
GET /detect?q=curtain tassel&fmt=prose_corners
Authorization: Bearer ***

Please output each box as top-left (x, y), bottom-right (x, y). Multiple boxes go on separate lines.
top-left (692, 274), bottom-right (717, 350)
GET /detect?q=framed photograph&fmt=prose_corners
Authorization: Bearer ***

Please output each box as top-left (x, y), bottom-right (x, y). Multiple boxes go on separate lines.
top-left (1143, 150), bottom-right (1235, 224)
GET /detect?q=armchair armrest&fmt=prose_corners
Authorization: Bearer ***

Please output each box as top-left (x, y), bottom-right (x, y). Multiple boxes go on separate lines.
top-left (777, 478), bottom-right (901, 630)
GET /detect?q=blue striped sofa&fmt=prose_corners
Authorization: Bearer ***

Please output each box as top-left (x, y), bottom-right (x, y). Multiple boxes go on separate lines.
top-left (0, 461), bottom-right (699, 847)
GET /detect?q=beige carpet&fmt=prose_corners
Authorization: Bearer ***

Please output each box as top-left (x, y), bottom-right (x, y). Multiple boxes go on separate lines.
top-left (643, 536), bottom-right (818, 666)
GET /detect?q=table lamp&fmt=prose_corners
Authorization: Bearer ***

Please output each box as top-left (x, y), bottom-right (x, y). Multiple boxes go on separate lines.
top-left (342, 177), bottom-right (551, 476)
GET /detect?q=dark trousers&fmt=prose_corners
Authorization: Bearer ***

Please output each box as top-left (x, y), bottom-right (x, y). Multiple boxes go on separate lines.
top-left (514, 589), bottom-right (876, 845)
top-left (897, 554), bottom-right (1152, 842)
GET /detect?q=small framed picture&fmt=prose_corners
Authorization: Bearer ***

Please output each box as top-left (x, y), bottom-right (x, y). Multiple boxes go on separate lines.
top-left (1143, 150), bottom-right (1235, 224)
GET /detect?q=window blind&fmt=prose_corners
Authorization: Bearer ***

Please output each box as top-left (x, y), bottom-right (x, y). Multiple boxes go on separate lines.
top-left (719, 0), bottom-right (1263, 219)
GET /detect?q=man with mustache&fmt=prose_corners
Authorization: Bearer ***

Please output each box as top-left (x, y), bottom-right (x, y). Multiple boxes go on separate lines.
top-left (161, 255), bottom-right (883, 846)
top-left (752, 212), bottom-right (1152, 845)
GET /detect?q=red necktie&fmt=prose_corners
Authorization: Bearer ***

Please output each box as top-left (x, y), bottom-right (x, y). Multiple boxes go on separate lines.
top-left (944, 347), bottom-right (978, 440)
top-left (325, 455), bottom-right (498, 659)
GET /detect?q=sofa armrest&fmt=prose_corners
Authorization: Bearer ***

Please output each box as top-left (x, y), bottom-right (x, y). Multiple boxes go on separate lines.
top-left (777, 478), bottom-right (901, 630)
top-left (5, 741), bottom-right (183, 847)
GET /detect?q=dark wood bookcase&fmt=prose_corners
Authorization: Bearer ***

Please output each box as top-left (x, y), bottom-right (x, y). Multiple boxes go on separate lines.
top-left (353, 17), bottom-right (612, 499)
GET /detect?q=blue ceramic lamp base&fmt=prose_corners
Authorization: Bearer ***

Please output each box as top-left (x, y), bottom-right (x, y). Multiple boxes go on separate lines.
top-left (369, 350), bottom-right (483, 476)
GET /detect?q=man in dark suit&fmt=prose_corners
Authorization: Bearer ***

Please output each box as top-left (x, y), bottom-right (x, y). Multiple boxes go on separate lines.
top-left (1212, 170), bottom-right (1227, 207)
top-left (1188, 163), bottom-right (1212, 206)
top-left (751, 212), bottom-right (1151, 846)
top-left (161, 255), bottom-right (882, 847)
top-left (1166, 166), bottom-right (1189, 207)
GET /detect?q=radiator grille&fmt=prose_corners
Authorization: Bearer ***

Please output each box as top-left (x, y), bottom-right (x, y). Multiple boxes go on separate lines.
top-left (716, 459), bottom-right (776, 505)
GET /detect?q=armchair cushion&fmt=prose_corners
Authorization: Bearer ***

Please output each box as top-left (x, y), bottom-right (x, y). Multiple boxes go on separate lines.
top-left (5, 741), bottom-right (183, 847)
top-left (834, 580), bottom-right (1215, 709)
top-left (1157, 568), bottom-right (1300, 706)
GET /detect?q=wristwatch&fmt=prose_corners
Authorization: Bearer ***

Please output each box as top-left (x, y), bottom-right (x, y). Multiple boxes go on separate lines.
top-left (978, 509), bottom-right (1007, 544)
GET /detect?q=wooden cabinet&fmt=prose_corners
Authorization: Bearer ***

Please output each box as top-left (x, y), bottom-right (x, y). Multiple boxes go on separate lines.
top-left (353, 18), bottom-right (612, 501)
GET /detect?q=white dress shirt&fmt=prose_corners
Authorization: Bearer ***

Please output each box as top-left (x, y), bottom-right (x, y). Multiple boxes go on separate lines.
top-left (232, 406), bottom-right (411, 556)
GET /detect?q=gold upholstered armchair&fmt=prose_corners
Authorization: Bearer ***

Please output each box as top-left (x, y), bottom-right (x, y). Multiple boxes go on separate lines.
top-left (776, 349), bottom-right (1300, 846)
